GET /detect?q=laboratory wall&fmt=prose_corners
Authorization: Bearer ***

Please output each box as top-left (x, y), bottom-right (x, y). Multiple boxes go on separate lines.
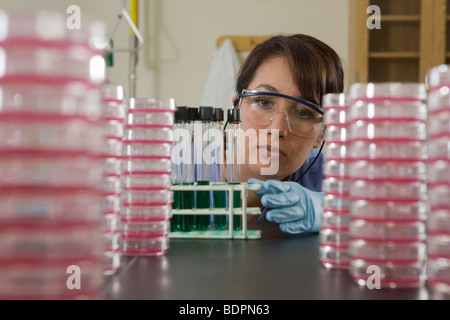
top-left (1, 0), bottom-right (350, 106)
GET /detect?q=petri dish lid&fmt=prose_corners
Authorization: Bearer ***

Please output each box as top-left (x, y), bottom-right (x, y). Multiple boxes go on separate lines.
top-left (0, 10), bottom-right (107, 51)
top-left (349, 82), bottom-right (427, 101)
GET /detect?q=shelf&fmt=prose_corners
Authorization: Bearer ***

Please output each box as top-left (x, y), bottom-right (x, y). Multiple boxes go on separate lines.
top-left (369, 52), bottom-right (420, 59)
top-left (381, 15), bottom-right (421, 22)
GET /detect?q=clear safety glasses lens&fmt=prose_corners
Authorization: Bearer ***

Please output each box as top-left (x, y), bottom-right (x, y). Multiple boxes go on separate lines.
top-left (237, 90), bottom-right (324, 137)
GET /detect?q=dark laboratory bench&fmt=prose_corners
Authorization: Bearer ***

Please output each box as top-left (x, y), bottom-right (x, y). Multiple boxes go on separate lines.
top-left (101, 222), bottom-right (431, 300)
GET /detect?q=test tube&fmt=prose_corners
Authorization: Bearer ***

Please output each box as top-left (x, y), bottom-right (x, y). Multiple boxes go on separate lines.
top-left (177, 107), bottom-right (196, 231)
top-left (211, 108), bottom-right (227, 230)
top-left (171, 107), bottom-right (183, 231)
top-left (195, 106), bottom-right (213, 230)
top-left (226, 108), bottom-right (242, 231)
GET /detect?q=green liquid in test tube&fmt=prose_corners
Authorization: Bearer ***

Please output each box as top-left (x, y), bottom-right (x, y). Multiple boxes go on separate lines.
top-left (226, 108), bottom-right (242, 231)
top-left (211, 108), bottom-right (227, 230)
top-left (195, 106), bottom-right (214, 231)
top-left (181, 183), bottom-right (195, 231)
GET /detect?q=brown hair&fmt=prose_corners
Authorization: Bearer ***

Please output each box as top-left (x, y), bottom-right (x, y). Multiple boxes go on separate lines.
top-left (235, 34), bottom-right (344, 107)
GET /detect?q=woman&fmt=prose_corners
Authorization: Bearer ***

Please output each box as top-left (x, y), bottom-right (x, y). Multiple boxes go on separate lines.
top-left (232, 34), bottom-right (344, 234)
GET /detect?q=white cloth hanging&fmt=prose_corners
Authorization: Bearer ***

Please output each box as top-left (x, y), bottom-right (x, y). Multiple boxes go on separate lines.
top-left (199, 38), bottom-right (240, 114)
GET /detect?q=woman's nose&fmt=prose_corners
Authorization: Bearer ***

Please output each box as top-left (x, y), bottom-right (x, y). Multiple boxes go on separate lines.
top-left (268, 111), bottom-right (289, 137)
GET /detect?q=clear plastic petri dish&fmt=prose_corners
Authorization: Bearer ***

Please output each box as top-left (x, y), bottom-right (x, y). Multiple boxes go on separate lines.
top-left (0, 80), bottom-right (102, 120)
top-left (348, 160), bottom-right (426, 181)
top-left (100, 175), bottom-right (121, 196)
top-left (349, 258), bottom-right (426, 288)
top-left (322, 211), bottom-right (351, 231)
top-left (322, 177), bottom-right (351, 196)
top-left (428, 184), bottom-right (450, 209)
top-left (427, 209), bottom-right (450, 236)
top-left (349, 239), bottom-right (426, 263)
top-left (319, 228), bottom-right (351, 249)
top-left (350, 119), bottom-right (426, 141)
top-left (102, 213), bottom-right (121, 235)
top-left (324, 142), bottom-right (349, 160)
top-left (427, 160), bottom-right (450, 184)
top-left (323, 159), bottom-right (351, 178)
top-left (0, 118), bottom-right (103, 153)
top-left (123, 126), bottom-right (173, 142)
top-left (0, 45), bottom-right (105, 84)
top-left (121, 188), bottom-right (173, 206)
top-left (126, 98), bottom-right (176, 111)
top-left (122, 158), bottom-right (172, 174)
top-left (126, 111), bottom-right (174, 126)
top-left (324, 124), bottom-right (349, 143)
top-left (350, 199), bottom-right (427, 222)
top-left (100, 138), bottom-right (123, 158)
top-left (0, 188), bottom-right (102, 223)
top-left (426, 258), bottom-right (450, 295)
top-left (323, 194), bottom-right (351, 213)
top-left (320, 245), bottom-right (350, 269)
top-left (349, 220), bottom-right (426, 242)
top-left (120, 204), bottom-right (172, 223)
top-left (350, 180), bottom-right (427, 201)
top-left (0, 10), bottom-right (107, 50)
top-left (427, 235), bottom-right (450, 260)
top-left (0, 222), bottom-right (103, 263)
top-left (0, 260), bottom-right (104, 299)
top-left (427, 64), bottom-right (450, 91)
top-left (0, 151), bottom-right (102, 189)
top-left (122, 172), bottom-right (172, 189)
top-left (427, 85), bottom-right (450, 112)
top-left (349, 82), bottom-right (427, 101)
top-left (121, 220), bottom-right (170, 239)
top-left (123, 142), bottom-right (172, 158)
top-left (350, 99), bottom-right (427, 121)
top-left (349, 140), bottom-right (426, 161)
top-left (102, 250), bottom-right (121, 276)
top-left (120, 236), bottom-right (169, 256)
top-left (427, 110), bottom-right (450, 138)
top-left (323, 106), bottom-right (350, 126)
top-left (101, 119), bottom-right (124, 140)
top-left (428, 136), bottom-right (450, 160)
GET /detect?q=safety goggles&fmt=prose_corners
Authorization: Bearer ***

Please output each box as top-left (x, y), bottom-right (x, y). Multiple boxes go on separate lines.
top-left (236, 89), bottom-right (324, 137)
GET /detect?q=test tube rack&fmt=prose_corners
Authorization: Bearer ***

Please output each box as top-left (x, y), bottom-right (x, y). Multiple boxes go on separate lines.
top-left (168, 183), bottom-right (262, 240)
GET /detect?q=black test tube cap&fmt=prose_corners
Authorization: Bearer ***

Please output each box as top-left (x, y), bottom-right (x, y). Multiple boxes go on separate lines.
top-left (227, 108), bottom-right (241, 123)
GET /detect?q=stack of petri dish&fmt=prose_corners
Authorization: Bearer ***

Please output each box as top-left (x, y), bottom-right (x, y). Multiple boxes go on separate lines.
top-left (100, 83), bottom-right (125, 275)
top-left (320, 93), bottom-right (352, 269)
top-left (425, 65), bottom-right (450, 299)
top-left (0, 10), bottom-right (106, 299)
top-left (347, 83), bottom-right (428, 288)
top-left (120, 98), bottom-right (176, 256)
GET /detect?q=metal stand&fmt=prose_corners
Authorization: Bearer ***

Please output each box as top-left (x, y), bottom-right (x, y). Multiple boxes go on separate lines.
top-left (169, 183), bottom-right (262, 239)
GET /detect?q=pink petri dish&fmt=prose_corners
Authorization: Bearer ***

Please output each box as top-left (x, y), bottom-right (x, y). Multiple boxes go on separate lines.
top-left (121, 236), bottom-right (169, 256)
top-left (349, 258), bottom-right (426, 288)
top-left (320, 245), bottom-right (350, 269)
top-left (349, 239), bottom-right (426, 263)
top-left (349, 219), bottom-right (426, 243)
top-left (120, 204), bottom-right (172, 223)
top-left (349, 199), bottom-right (427, 222)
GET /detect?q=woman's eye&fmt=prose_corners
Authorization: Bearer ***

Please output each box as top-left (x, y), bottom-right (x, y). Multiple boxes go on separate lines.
top-left (293, 107), bottom-right (315, 119)
top-left (254, 98), bottom-right (273, 109)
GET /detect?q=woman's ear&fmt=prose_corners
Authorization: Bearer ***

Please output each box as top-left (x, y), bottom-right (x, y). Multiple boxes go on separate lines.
top-left (232, 94), bottom-right (238, 107)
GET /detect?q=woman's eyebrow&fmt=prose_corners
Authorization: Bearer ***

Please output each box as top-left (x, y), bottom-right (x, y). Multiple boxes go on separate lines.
top-left (254, 84), bottom-right (279, 93)
top-left (254, 84), bottom-right (305, 100)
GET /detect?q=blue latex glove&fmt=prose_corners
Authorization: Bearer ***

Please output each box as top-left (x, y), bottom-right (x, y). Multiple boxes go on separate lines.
top-left (249, 178), bottom-right (324, 234)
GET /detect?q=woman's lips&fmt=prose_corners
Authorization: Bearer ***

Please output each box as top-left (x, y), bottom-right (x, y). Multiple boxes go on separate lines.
top-left (258, 145), bottom-right (286, 159)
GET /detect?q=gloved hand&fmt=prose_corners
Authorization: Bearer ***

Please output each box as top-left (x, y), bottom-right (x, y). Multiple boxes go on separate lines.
top-left (248, 178), bottom-right (324, 234)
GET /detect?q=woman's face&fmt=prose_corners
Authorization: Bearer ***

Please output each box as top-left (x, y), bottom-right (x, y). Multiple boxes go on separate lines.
top-left (237, 56), bottom-right (324, 181)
